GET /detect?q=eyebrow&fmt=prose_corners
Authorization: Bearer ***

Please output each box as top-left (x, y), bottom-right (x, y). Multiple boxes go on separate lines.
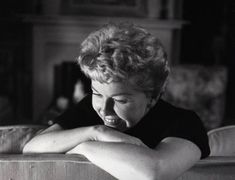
top-left (91, 86), bottom-right (132, 97)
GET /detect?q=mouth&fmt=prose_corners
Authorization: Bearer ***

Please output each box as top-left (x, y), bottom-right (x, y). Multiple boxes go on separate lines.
top-left (103, 117), bottom-right (122, 128)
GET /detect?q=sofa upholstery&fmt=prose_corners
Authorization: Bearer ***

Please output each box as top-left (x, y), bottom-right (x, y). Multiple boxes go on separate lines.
top-left (0, 154), bottom-right (235, 180)
top-left (178, 156), bottom-right (235, 180)
top-left (208, 125), bottom-right (235, 156)
top-left (0, 125), bottom-right (45, 153)
top-left (0, 154), bottom-right (114, 180)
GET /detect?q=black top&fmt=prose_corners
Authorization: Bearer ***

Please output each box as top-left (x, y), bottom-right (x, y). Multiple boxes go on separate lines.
top-left (55, 95), bottom-right (210, 159)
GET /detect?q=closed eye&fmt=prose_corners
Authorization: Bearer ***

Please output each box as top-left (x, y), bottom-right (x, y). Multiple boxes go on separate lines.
top-left (113, 98), bottom-right (128, 104)
top-left (92, 92), bottom-right (102, 97)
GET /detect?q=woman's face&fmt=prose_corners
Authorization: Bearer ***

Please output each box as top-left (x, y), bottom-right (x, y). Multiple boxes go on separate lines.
top-left (91, 80), bottom-right (153, 131)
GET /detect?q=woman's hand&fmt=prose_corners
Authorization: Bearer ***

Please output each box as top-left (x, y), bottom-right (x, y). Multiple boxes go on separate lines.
top-left (91, 125), bottom-right (148, 147)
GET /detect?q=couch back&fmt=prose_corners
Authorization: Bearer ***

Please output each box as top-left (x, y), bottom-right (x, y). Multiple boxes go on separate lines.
top-left (0, 154), bottom-right (235, 180)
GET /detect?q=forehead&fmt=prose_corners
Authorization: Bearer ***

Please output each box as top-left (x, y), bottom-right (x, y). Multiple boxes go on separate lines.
top-left (91, 80), bottom-right (139, 96)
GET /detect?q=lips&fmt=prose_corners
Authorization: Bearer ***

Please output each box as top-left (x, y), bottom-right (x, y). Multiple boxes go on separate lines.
top-left (104, 118), bottom-right (119, 124)
top-left (99, 115), bottom-right (127, 131)
top-left (103, 117), bottom-right (121, 127)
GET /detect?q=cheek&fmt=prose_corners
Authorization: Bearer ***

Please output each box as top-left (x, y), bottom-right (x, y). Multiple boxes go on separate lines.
top-left (92, 96), bottom-right (101, 112)
top-left (113, 104), bottom-right (130, 118)
top-left (114, 102), bottom-right (147, 125)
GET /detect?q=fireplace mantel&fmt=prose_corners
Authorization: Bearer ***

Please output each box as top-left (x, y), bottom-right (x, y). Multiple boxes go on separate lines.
top-left (24, 15), bottom-right (185, 28)
top-left (24, 15), bottom-right (185, 122)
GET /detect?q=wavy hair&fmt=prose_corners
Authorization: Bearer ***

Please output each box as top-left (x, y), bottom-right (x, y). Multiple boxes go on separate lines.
top-left (77, 22), bottom-right (170, 98)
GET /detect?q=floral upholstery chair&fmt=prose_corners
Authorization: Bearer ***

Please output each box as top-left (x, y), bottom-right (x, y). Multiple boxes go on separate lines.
top-left (163, 65), bottom-right (227, 130)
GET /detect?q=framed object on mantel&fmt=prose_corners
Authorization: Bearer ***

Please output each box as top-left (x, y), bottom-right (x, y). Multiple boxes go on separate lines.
top-left (60, 0), bottom-right (147, 17)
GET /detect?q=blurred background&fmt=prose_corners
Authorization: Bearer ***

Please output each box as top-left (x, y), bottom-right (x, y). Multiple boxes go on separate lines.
top-left (0, 0), bottom-right (234, 130)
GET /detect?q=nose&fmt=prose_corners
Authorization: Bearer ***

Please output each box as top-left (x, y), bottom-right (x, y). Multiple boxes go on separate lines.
top-left (99, 97), bottom-right (114, 117)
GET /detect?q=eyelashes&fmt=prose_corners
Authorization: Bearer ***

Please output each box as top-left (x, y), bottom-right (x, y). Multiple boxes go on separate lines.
top-left (92, 93), bottom-right (128, 104)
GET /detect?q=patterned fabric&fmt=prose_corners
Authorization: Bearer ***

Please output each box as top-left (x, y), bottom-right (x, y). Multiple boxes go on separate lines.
top-left (163, 65), bottom-right (227, 130)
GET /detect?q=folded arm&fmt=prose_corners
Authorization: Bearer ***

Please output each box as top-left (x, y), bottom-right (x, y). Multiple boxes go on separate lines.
top-left (23, 124), bottom-right (145, 153)
top-left (67, 126), bottom-right (201, 180)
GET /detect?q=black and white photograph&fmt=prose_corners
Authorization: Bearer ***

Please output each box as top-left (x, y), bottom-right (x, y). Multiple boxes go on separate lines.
top-left (0, 0), bottom-right (234, 179)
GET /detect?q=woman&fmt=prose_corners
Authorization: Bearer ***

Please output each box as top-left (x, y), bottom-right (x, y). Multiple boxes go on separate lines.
top-left (23, 22), bottom-right (210, 180)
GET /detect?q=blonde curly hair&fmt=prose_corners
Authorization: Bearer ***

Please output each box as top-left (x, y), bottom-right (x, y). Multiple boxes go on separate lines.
top-left (77, 22), bottom-right (170, 98)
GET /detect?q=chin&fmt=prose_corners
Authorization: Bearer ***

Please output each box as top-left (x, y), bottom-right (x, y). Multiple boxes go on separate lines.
top-left (104, 122), bottom-right (126, 132)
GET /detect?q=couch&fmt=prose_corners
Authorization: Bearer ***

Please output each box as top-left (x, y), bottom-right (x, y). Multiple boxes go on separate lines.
top-left (0, 125), bottom-right (235, 180)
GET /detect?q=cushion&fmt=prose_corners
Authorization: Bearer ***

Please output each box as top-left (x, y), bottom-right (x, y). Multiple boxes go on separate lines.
top-left (208, 125), bottom-right (235, 156)
top-left (0, 125), bottom-right (46, 153)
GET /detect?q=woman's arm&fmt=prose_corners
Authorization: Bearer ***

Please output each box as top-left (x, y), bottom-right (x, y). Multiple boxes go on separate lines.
top-left (23, 124), bottom-right (145, 154)
top-left (67, 134), bottom-right (201, 180)
top-left (23, 123), bottom-right (95, 153)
